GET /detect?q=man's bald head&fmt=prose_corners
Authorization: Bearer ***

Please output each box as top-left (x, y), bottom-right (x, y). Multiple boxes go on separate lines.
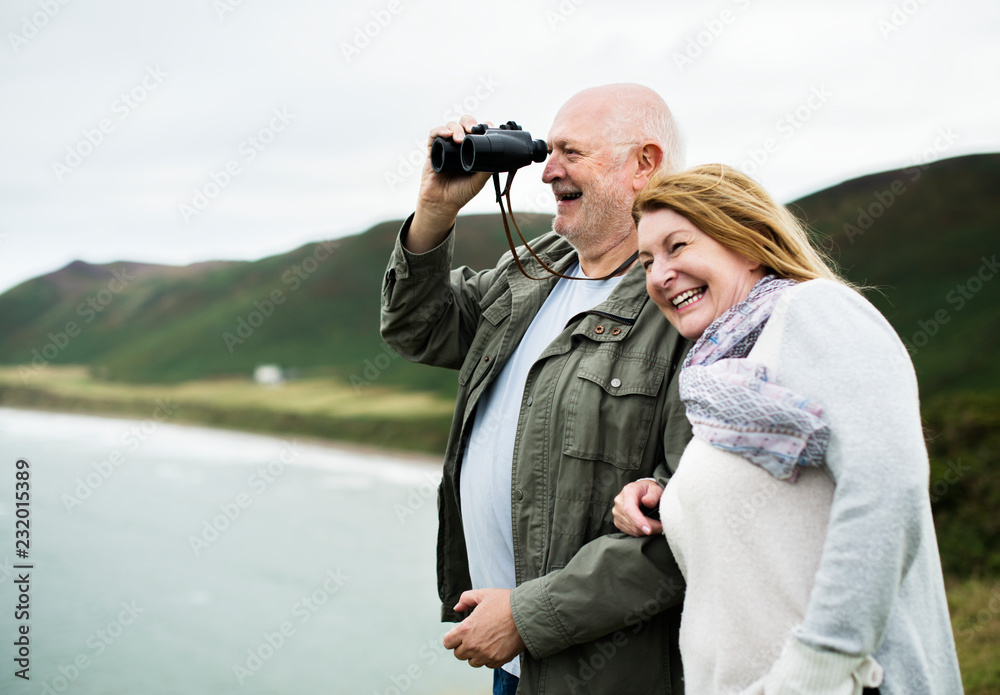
top-left (555, 84), bottom-right (684, 173)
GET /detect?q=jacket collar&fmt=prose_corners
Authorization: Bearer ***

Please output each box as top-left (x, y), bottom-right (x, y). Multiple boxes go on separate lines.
top-left (505, 232), bottom-right (649, 322)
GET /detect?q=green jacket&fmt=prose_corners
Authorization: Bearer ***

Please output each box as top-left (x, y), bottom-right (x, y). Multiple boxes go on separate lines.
top-left (380, 216), bottom-right (692, 694)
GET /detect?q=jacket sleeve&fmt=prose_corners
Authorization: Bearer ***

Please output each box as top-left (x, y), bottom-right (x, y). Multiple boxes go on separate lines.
top-left (380, 214), bottom-right (498, 369)
top-left (509, 363), bottom-right (691, 658)
top-left (509, 531), bottom-right (684, 659)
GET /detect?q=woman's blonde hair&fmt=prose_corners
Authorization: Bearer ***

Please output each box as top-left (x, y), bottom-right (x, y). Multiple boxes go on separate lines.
top-left (633, 164), bottom-right (842, 283)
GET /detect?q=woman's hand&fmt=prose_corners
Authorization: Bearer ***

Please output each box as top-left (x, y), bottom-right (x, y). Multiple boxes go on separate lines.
top-left (613, 480), bottom-right (665, 536)
top-left (759, 635), bottom-right (883, 695)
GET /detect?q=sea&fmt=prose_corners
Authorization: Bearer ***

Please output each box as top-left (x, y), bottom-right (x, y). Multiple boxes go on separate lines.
top-left (0, 407), bottom-right (491, 695)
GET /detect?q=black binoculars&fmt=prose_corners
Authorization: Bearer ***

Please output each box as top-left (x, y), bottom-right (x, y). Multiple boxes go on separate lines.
top-left (431, 121), bottom-right (547, 175)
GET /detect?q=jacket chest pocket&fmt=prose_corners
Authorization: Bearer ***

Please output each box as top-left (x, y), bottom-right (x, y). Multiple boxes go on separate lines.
top-left (458, 288), bottom-right (512, 395)
top-left (562, 348), bottom-right (666, 470)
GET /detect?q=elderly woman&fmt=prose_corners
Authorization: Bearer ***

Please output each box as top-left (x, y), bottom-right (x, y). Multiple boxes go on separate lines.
top-left (613, 164), bottom-right (962, 695)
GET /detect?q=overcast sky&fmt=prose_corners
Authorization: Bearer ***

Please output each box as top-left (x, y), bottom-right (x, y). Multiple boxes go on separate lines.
top-left (1, 0), bottom-right (998, 295)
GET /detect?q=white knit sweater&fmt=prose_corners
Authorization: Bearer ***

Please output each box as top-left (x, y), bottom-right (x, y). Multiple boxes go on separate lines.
top-left (659, 279), bottom-right (963, 695)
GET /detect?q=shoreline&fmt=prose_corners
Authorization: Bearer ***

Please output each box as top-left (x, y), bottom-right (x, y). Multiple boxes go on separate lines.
top-left (0, 379), bottom-right (451, 463)
top-left (0, 402), bottom-right (444, 467)
top-left (0, 402), bottom-right (444, 466)
top-left (0, 366), bottom-right (456, 455)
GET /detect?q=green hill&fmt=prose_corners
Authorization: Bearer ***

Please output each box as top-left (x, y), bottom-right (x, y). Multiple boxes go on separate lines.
top-left (790, 153), bottom-right (1000, 395)
top-left (0, 213), bottom-right (551, 393)
top-left (1, 153), bottom-right (996, 399)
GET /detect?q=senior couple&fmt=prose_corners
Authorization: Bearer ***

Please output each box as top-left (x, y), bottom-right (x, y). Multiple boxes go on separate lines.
top-left (379, 84), bottom-right (962, 694)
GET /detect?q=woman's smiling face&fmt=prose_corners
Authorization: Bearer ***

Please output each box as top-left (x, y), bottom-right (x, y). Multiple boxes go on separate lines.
top-left (638, 208), bottom-right (767, 340)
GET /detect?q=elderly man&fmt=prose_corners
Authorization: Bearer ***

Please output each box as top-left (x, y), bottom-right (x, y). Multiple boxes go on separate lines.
top-left (380, 84), bottom-right (691, 694)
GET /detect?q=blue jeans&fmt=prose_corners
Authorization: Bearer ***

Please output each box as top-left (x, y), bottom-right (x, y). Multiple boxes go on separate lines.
top-left (493, 668), bottom-right (519, 695)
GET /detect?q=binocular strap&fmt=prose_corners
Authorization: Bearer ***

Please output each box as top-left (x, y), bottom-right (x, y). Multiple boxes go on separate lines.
top-left (492, 172), bottom-right (638, 282)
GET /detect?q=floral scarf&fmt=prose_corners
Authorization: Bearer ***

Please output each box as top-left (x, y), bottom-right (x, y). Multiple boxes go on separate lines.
top-left (679, 275), bottom-right (830, 481)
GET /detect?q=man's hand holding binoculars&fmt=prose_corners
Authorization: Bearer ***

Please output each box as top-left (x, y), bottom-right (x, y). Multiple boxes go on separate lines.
top-left (408, 116), bottom-right (494, 254)
top-left (408, 116), bottom-right (546, 254)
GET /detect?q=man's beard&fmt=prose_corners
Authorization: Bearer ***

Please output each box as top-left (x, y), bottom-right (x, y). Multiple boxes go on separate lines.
top-left (552, 173), bottom-right (635, 254)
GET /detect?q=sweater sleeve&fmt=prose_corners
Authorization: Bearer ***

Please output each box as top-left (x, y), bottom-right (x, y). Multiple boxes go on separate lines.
top-left (769, 281), bottom-right (930, 659)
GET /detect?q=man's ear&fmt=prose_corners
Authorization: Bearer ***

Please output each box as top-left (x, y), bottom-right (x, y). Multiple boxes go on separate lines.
top-left (632, 142), bottom-right (664, 191)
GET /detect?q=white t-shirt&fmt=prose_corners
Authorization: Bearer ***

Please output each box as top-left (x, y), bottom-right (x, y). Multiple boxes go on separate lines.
top-left (460, 261), bottom-right (622, 676)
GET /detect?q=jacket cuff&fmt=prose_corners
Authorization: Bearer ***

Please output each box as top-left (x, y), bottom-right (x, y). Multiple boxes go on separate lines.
top-left (763, 635), bottom-right (883, 695)
top-left (440, 603), bottom-right (464, 623)
top-left (509, 575), bottom-right (573, 660)
top-left (393, 213), bottom-right (456, 281)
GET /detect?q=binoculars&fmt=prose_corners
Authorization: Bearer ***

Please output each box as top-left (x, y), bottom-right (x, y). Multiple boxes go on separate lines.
top-left (431, 121), bottom-right (547, 175)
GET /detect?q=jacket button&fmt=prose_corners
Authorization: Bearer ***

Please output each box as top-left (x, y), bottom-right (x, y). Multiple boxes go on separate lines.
top-left (611, 378), bottom-right (622, 388)
top-left (483, 355), bottom-right (490, 363)
top-left (514, 489), bottom-right (524, 501)
top-left (526, 396), bottom-right (533, 407)
top-left (594, 325), bottom-right (605, 334)
top-left (611, 327), bottom-right (622, 336)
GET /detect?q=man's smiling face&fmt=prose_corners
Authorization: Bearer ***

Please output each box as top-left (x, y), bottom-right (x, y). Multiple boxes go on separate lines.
top-left (542, 94), bottom-right (636, 250)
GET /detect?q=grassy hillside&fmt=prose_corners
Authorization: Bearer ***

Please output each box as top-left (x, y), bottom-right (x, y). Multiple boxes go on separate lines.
top-left (0, 214), bottom-right (548, 392)
top-left (791, 153), bottom-right (1000, 395)
top-left (923, 390), bottom-right (1000, 577)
